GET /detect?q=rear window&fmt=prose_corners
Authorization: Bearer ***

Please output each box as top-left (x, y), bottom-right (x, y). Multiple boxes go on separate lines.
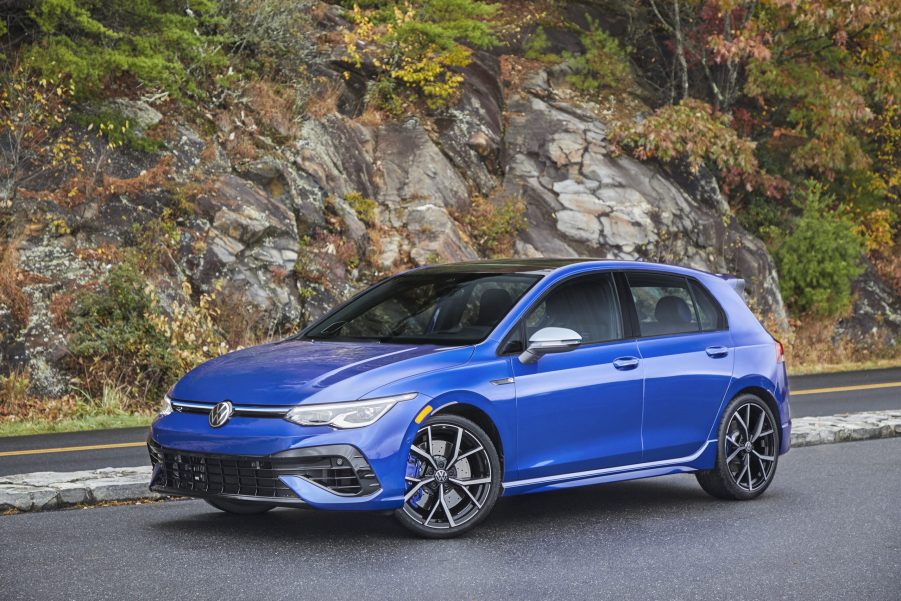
top-left (626, 273), bottom-right (726, 337)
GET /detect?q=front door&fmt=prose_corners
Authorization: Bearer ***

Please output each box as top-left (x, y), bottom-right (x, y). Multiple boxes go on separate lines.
top-left (512, 272), bottom-right (644, 481)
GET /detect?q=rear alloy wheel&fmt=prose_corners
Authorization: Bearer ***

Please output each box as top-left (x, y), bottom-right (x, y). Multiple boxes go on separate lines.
top-left (395, 414), bottom-right (501, 538)
top-left (696, 394), bottom-right (780, 500)
top-left (205, 497), bottom-right (275, 515)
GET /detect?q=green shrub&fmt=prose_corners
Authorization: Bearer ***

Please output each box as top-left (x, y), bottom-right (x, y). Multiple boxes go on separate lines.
top-left (565, 18), bottom-right (632, 93)
top-left (218, 0), bottom-right (315, 80)
top-left (346, 0), bottom-right (498, 109)
top-left (67, 259), bottom-right (177, 406)
top-left (775, 182), bottom-right (866, 317)
top-left (12, 0), bottom-right (225, 99)
top-left (524, 28), bottom-right (559, 63)
top-left (345, 191), bottom-right (378, 225)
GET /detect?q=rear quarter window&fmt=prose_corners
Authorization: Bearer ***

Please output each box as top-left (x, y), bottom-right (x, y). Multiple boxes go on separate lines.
top-left (689, 280), bottom-right (727, 331)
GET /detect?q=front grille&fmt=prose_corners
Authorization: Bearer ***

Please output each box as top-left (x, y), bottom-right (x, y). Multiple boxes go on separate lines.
top-left (149, 443), bottom-right (375, 498)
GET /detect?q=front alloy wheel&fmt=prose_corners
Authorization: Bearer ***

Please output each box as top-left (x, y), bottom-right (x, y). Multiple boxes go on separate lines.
top-left (696, 393), bottom-right (780, 500)
top-left (395, 414), bottom-right (501, 538)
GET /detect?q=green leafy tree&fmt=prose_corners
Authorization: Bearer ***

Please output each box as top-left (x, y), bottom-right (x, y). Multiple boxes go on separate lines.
top-left (565, 18), bottom-right (632, 94)
top-left (4, 0), bottom-right (225, 99)
top-left (775, 182), bottom-right (866, 317)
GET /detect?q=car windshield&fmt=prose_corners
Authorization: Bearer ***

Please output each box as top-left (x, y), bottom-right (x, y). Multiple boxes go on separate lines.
top-left (303, 272), bottom-right (541, 345)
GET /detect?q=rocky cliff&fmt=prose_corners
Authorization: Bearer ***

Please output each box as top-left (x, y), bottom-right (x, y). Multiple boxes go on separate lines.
top-left (2, 6), bottom-right (898, 396)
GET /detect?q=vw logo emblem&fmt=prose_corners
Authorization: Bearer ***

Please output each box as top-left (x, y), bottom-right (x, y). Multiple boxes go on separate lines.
top-left (209, 401), bottom-right (233, 428)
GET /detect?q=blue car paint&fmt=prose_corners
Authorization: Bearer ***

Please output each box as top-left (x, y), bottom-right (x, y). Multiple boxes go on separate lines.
top-left (150, 260), bottom-right (790, 509)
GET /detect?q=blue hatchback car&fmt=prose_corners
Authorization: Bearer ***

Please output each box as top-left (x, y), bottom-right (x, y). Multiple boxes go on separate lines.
top-left (149, 259), bottom-right (790, 537)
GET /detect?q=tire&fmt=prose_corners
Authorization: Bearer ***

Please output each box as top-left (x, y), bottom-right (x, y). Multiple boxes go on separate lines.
top-left (696, 393), bottom-right (780, 500)
top-left (205, 497), bottom-right (276, 515)
top-left (395, 414), bottom-right (502, 539)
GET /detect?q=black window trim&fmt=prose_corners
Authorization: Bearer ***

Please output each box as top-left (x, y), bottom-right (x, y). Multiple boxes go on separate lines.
top-left (621, 270), bottom-right (729, 340)
top-left (496, 269), bottom-right (629, 356)
top-left (496, 268), bottom-right (730, 355)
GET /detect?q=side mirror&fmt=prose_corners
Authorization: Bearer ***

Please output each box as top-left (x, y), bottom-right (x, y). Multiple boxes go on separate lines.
top-left (518, 327), bottom-right (582, 365)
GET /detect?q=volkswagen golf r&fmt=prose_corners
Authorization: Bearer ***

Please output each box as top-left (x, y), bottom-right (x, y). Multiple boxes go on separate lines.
top-left (149, 259), bottom-right (790, 537)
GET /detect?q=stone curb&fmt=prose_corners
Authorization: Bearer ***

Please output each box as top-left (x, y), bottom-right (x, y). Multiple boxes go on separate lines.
top-left (789, 409), bottom-right (901, 447)
top-left (2, 410), bottom-right (900, 513)
top-left (0, 466), bottom-right (164, 513)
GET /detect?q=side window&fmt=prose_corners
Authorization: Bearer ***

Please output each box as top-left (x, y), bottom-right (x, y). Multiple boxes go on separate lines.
top-left (627, 273), bottom-right (700, 337)
top-left (524, 273), bottom-right (623, 344)
top-left (689, 280), bottom-right (726, 331)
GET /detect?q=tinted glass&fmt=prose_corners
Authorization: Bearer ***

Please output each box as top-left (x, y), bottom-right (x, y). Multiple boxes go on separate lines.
top-left (524, 273), bottom-right (622, 344)
top-left (689, 280), bottom-right (726, 331)
top-left (303, 273), bottom-right (539, 344)
top-left (627, 273), bottom-right (700, 337)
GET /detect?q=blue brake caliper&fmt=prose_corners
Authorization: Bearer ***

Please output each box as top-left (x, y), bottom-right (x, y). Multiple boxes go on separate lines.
top-left (405, 454), bottom-right (425, 506)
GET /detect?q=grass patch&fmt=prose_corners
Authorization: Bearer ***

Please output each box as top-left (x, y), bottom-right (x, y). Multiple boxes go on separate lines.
top-left (0, 413), bottom-right (153, 438)
top-left (788, 357), bottom-right (901, 377)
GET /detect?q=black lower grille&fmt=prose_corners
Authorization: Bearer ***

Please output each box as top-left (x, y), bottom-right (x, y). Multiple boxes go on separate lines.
top-left (148, 443), bottom-right (377, 498)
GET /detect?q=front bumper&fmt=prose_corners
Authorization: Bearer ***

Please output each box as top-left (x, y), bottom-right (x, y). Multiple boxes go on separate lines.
top-left (148, 441), bottom-right (382, 509)
top-left (148, 395), bottom-right (430, 510)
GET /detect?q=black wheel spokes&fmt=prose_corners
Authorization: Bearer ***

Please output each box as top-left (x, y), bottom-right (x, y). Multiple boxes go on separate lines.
top-left (726, 403), bottom-right (776, 492)
top-left (403, 424), bottom-right (491, 529)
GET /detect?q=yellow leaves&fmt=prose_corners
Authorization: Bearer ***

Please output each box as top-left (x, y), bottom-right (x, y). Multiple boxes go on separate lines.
top-left (344, 1), bottom-right (477, 109)
top-left (857, 208), bottom-right (896, 253)
top-left (145, 281), bottom-right (233, 373)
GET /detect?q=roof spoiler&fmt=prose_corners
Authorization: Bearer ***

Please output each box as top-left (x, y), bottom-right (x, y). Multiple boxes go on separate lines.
top-left (715, 273), bottom-right (746, 294)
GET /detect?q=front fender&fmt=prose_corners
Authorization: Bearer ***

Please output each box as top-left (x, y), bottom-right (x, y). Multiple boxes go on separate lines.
top-left (363, 353), bottom-right (519, 481)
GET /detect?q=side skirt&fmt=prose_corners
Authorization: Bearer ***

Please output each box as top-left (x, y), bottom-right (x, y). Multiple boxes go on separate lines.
top-left (502, 439), bottom-right (717, 496)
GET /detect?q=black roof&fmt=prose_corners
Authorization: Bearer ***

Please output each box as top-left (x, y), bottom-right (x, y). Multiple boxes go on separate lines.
top-left (414, 258), bottom-right (592, 274)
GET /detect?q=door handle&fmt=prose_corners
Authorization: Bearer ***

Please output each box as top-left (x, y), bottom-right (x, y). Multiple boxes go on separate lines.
top-left (613, 357), bottom-right (640, 370)
top-left (706, 346), bottom-right (729, 358)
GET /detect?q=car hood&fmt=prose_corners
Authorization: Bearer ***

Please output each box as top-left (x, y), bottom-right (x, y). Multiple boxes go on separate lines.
top-left (170, 339), bottom-right (474, 406)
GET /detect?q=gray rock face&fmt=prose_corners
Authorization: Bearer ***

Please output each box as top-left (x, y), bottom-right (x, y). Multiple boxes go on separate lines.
top-left (100, 99), bottom-right (163, 134)
top-left (435, 51), bottom-right (505, 196)
top-left (376, 119), bottom-right (470, 213)
top-left (500, 89), bottom-right (788, 324)
top-left (837, 267), bottom-right (901, 350)
top-left (10, 55), bottom-right (862, 396)
top-left (194, 174), bottom-right (304, 324)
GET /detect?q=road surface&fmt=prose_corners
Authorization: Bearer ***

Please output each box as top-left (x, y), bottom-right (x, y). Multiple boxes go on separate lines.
top-left (1, 438), bottom-right (898, 600)
top-left (0, 367), bottom-right (898, 476)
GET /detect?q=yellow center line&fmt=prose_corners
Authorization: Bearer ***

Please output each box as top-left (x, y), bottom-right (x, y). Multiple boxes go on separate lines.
top-left (0, 441), bottom-right (146, 458)
top-left (2, 381), bottom-right (898, 456)
top-left (792, 381), bottom-right (901, 396)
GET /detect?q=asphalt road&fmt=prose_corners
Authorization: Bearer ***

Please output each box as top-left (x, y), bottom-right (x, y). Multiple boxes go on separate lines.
top-left (0, 427), bottom-right (149, 476)
top-left (0, 367), bottom-right (898, 476)
top-left (788, 366), bottom-right (901, 417)
top-left (1, 438), bottom-right (898, 601)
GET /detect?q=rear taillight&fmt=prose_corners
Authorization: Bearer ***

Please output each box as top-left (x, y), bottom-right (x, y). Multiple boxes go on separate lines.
top-left (775, 340), bottom-right (785, 363)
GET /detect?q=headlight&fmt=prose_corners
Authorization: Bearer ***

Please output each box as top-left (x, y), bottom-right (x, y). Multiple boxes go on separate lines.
top-left (285, 393), bottom-right (417, 429)
top-left (159, 394), bottom-right (173, 416)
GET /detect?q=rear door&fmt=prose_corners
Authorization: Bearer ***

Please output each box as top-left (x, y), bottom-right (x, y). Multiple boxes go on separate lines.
top-left (623, 272), bottom-right (734, 462)
top-left (511, 272), bottom-right (644, 480)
